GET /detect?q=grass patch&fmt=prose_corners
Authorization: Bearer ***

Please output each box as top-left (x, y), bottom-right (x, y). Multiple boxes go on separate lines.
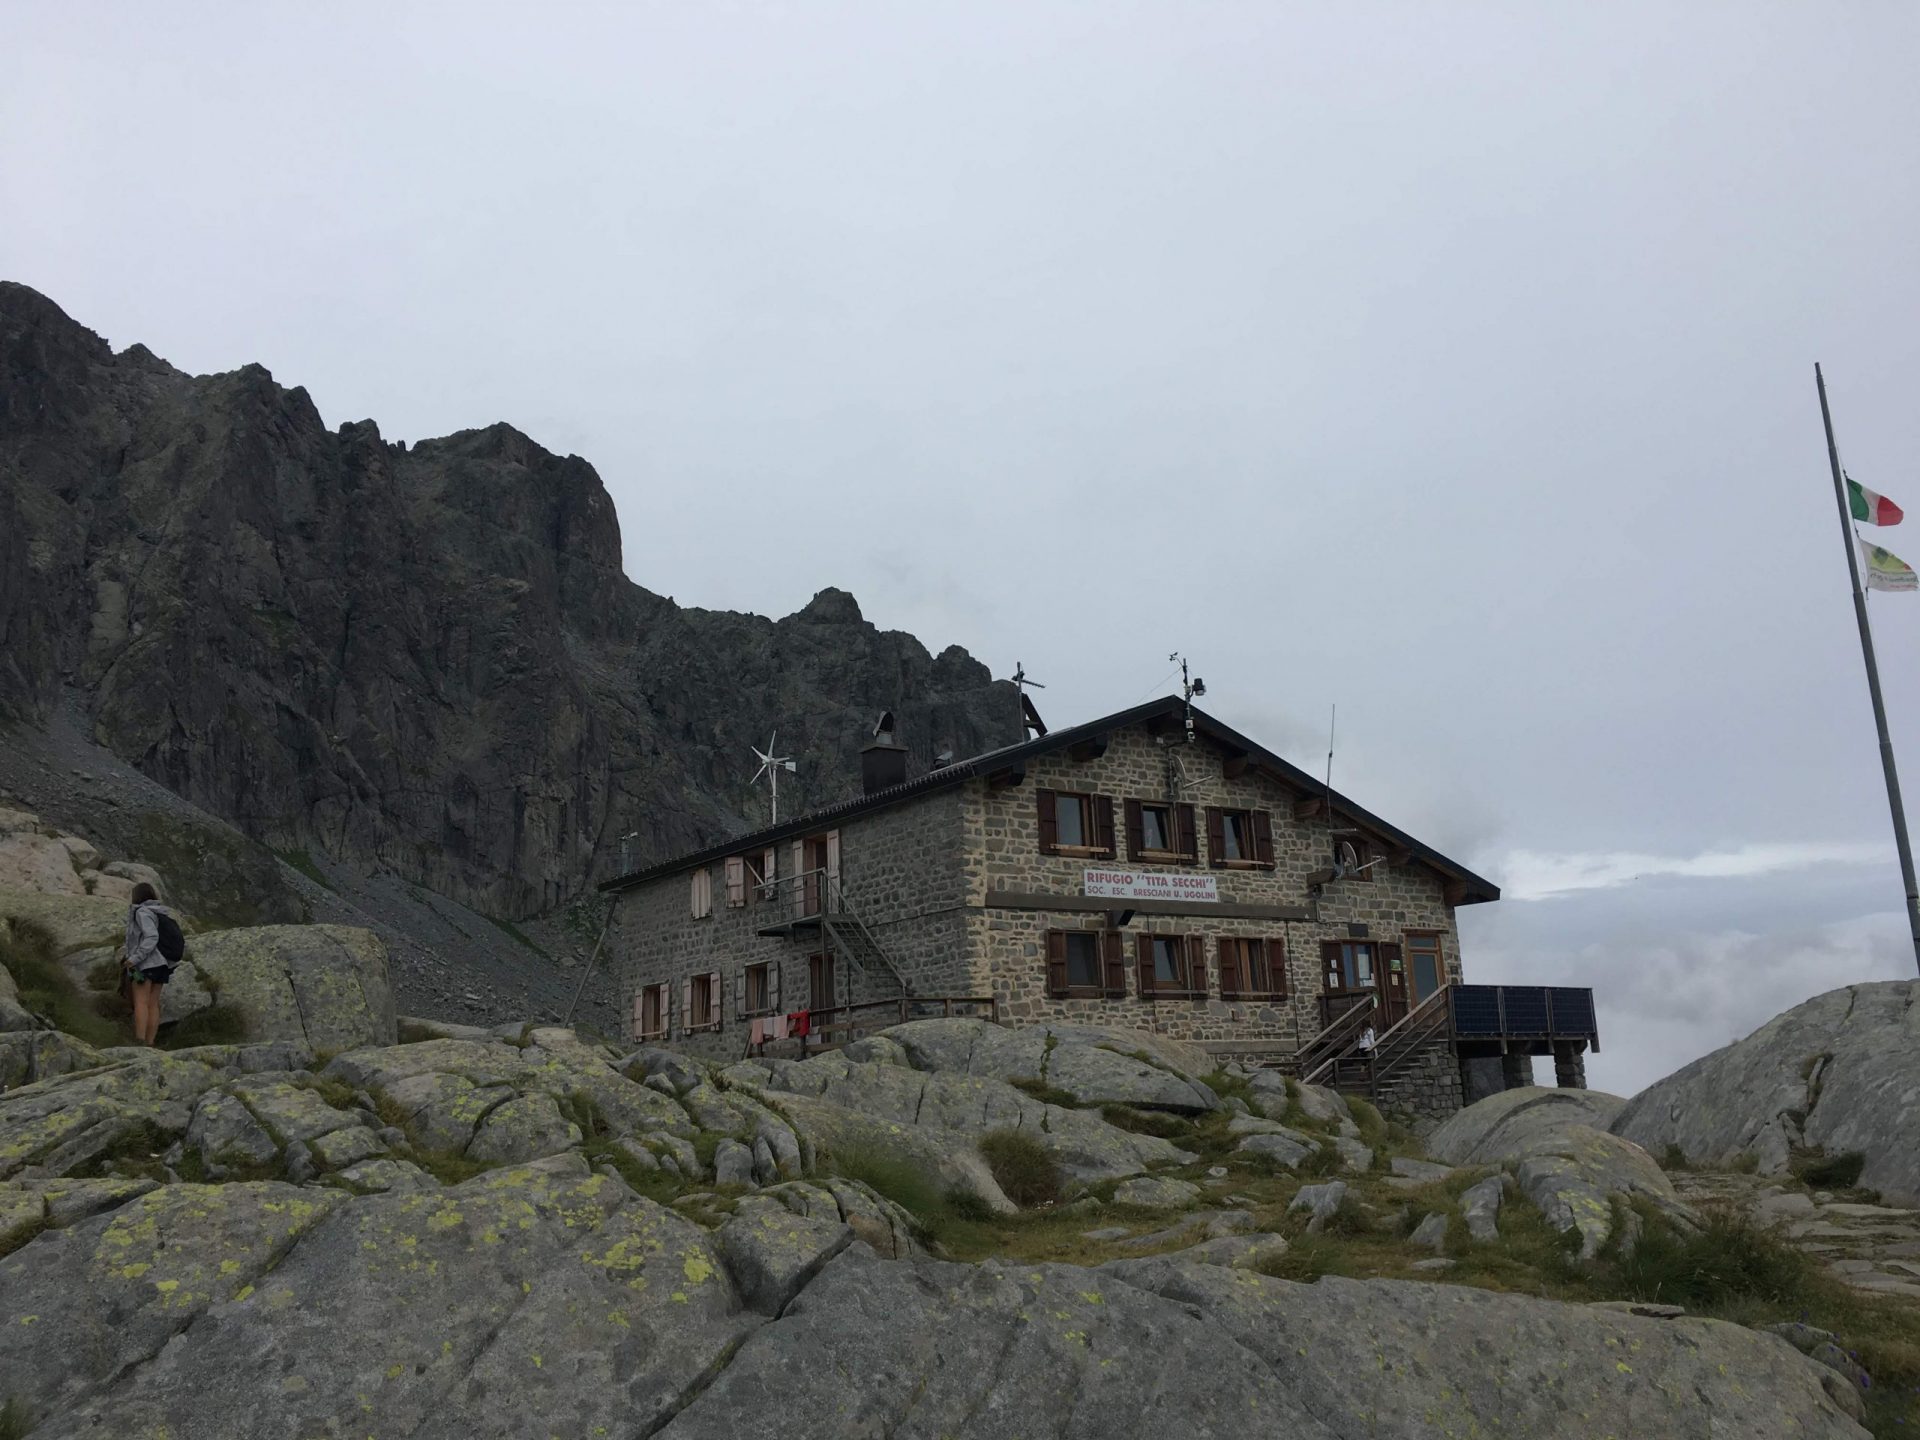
top-left (0, 919), bottom-right (126, 1048)
top-left (410, 1148), bottom-right (494, 1186)
top-left (275, 848), bottom-right (335, 892)
top-left (293, 1075), bottom-right (359, 1112)
top-left (821, 1142), bottom-right (953, 1224)
top-left (0, 1396), bottom-right (33, 1440)
top-left (158, 1003), bottom-right (248, 1049)
top-left (1613, 1203), bottom-right (1819, 1311)
top-left (1791, 1149), bottom-right (1866, 1190)
top-left (397, 1018), bottom-right (442, 1044)
top-left (1344, 1096), bottom-right (1388, 1146)
top-left (977, 1129), bottom-right (1064, 1209)
top-left (1202, 1069), bottom-right (1255, 1106)
top-left (581, 1135), bottom-right (692, 1206)
top-left (1100, 1105), bottom-right (1191, 1140)
top-left (0, 1216), bottom-right (48, 1262)
top-left (1009, 1076), bottom-right (1081, 1108)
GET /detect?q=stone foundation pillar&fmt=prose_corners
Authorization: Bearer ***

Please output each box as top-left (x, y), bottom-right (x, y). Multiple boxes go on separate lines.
top-left (1552, 1041), bottom-right (1588, 1090)
top-left (1499, 1051), bottom-right (1533, 1090)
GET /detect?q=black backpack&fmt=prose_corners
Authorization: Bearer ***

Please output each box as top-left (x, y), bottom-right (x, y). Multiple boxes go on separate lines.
top-left (154, 910), bottom-right (187, 965)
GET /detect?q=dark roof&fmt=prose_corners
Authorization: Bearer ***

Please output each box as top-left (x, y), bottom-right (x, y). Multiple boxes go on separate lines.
top-left (597, 696), bottom-right (1500, 904)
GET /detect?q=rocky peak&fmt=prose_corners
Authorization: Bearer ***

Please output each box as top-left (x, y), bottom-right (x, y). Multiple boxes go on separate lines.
top-left (0, 284), bottom-right (1020, 917)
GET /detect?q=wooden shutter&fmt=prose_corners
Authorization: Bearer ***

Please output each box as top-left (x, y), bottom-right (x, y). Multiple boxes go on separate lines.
top-left (769, 960), bottom-right (782, 1012)
top-left (1045, 930), bottom-right (1069, 997)
top-left (725, 857), bottom-right (746, 907)
top-left (1091, 796), bottom-right (1116, 858)
top-left (1124, 799), bottom-right (1144, 857)
top-left (1135, 933), bottom-right (1155, 996)
top-left (710, 971), bottom-right (723, 1029)
top-left (1217, 937), bottom-right (1241, 998)
top-left (631, 990), bottom-right (645, 1041)
top-left (1102, 931), bottom-right (1126, 996)
top-left (1269, 936), bottom-right (1288, 997)
top-left (1189, 936), bottom-right (1208, 996)
top-left (1251, 810), bottom-right (1275, 867)
top-left (826, 830), bottom-right (842, 907)
top-left (1037, 790), bottom-right (1059, 853)
top-left (733, 969), bottom-right (745, 1018)
top-left (1205, 807), bottom-right (1225, 867)
top-left (1174, 804), bottom-right (1198, 862)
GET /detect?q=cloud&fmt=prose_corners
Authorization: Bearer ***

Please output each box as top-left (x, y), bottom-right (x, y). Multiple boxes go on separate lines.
top-left (1491, 842), bottom-right (1889, 901)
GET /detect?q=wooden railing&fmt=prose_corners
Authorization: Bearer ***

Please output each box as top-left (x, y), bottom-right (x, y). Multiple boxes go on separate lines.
top-left (1366, 985), bottom-right (1457, 1090)
top-left (748, 994), bottom-right (999, 1058)
top-left (1289, 998), bottom-right (1377, 1088)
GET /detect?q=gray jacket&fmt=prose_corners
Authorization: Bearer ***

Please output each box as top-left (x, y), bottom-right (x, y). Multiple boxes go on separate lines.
top-left (124, 901), bottom-right (175, 973)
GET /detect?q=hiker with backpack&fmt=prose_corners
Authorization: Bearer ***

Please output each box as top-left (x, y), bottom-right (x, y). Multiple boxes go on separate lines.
top-left (122, 881), bottom-right (185, 1045)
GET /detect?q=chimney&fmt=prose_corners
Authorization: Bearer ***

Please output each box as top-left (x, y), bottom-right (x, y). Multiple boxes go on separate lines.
top-left (861, 710), bottom-right (909, 794)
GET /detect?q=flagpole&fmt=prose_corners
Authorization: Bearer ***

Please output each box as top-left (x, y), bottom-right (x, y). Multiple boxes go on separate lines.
top-left (1816, 362), bottom-right (1920, 976)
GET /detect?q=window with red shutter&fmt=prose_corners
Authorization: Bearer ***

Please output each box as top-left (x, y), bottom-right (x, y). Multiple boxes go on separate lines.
top-left (1208, 808), bottom-right (1274, 869)
top-left (1039, 790), bottom-right (1116, 858)
top-left (1125, 800), bottom-right (1198, 864)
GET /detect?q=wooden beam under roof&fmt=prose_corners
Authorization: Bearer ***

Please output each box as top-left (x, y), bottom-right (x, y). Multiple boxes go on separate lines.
top-left (1068, 733), bottom-right (1109, 762)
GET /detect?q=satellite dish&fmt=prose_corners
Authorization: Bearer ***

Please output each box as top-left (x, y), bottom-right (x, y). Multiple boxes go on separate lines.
top-left (750, 732), bottom-right (797, 823)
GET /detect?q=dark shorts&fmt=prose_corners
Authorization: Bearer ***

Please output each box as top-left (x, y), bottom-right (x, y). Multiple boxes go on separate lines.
top-left (132, 965), bottom-right (174, 986)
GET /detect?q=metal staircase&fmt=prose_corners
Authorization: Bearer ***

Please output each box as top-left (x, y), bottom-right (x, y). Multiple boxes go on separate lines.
top-left (821, 893), bottom-right (909, 995)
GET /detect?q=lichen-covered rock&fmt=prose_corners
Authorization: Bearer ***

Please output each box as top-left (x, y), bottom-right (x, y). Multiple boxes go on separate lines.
top-left (713, 1138), bottom-right (755, 1188)
top-left (1289, 1180), bottom-right (1348, 1232)
top-left (184, 1090), bottom-right (281, 1170)
top-left (663, 1249), bottom-right (1865, 1439)
top-left (0, 833), bottom-right (87, 894)
top-left (0, 1182), bottom-right (343, 1419)
top-left (1112, 1176), bottom-right (1201, 1210)
top-left (1390, 1157), bottom-right (1454, 1183)
top-left (189, 924), bottom-right (397, 1050)
top-left (1614, 980), bottom-right (1920, 1205)
top-left (0, 1030), bottom-right (107, 1090)
top-left (1236, 1131), bottom-right (1317, 1169)
top-left (732, 1051), bottom-right (1189, 1184)
top-left (464, 1091), bottom-right (580, 1165)
top-left (0, 889), bottom-right (129, 956)
top-left (0, 960), bottom-right (36, 1032)
top-left (0, 1049), bottom-right (227, 1179)
top-left (715, 1205), bottom-right (853, 1314)
top-left (1425, 1088), bottom-right (1682, 1258)
top-left (1427, 1086), bottom-right (1628, 1166)
top-left (1461, 1174), bottom-right (1505, 1242)
top-left (875, 1017), bottom-right (1219, 1113)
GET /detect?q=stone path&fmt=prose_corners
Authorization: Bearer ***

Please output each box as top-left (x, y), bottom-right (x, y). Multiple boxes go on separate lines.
top-left (1672, 1172), bottom-right (1920, 1302)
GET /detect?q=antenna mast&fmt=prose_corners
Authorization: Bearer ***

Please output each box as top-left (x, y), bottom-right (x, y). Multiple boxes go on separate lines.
top-left (1169, 653), bottom-right (1206, 743)
top-left (1011, 662), bottom-right (1049, 737)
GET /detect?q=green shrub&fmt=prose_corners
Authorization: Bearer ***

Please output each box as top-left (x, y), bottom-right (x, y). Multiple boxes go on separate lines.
top-left (397, 1018), bottom-right (441, 1044)
top-left (823, 1143), bottom-right (952, 1222)
top-left (1612, 1205), bottom-right (1817, 1311)
top-left (0, 919), bottom-right (126, 1047)
top-left (159, 1004), bottom-right (248, 1049)
top-left (1202, 1070), bottom-right (1254, 1105)
top-left (1791, 1150), bottom-right (1866, 1190)
top-left (1658, 1143), bottom-right (1692, 1172)
top-left (1345, 1096), bottom-right (1387, 1145)
top-left (945, 1187), bottom-right (997, 1223)
top-left (977, 1129), bottom-right (1064, 1209)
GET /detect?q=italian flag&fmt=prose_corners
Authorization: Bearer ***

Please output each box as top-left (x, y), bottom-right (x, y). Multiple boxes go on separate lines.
top-left (1849, 475), bottom-right (1904, 526)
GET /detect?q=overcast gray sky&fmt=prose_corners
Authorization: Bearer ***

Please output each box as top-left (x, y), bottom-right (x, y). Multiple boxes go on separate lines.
top-left (7, 2), bottom-right (1919, 1094)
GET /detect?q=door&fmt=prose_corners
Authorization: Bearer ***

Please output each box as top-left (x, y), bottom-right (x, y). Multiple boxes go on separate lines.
top-left (1376, 942), bottom-right (1408, 1028)
top-left (1406, 932), bottom-right (1444, 1005)
top-left (801, 836), bottom-right (831, 916)
top-left (808, 950), bottom-right (836, 1011)
top-left (1319, 941), bottom-right (1379, 1029)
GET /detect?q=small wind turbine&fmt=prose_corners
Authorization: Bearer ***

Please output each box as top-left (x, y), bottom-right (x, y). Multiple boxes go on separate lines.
top-left (751, 732), bottom-right (797, 823)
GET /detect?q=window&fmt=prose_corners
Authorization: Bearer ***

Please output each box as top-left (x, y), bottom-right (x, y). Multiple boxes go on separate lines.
top-left (1135, 933), bottom-right (1203, 996)
top-left (1219, 937), bottom-right (1286, 999)
top-left (1206, 807), bottom-right (1274, 868)
top-left (742, 961), bottom-right (774, 1017)
top-left (1045, 929), bottom-right (1125, 998)
top-left (724, 857), bottom-right (746, 907)
top-left (684, 972), bottom-right (720, 1032)
top-left (1038, 790), bottom-right (1116, 858)
top-left (1407, 932), bottom-right (1443, 1003)
top-left (635, 983), bottom-right (666, 1041)
top-left (1124, 800), bottom-right (1197, 863)
top-left (1320, 941), bottom-right (1376, 993)
top-left (690, 867), bottom-right (714, 919)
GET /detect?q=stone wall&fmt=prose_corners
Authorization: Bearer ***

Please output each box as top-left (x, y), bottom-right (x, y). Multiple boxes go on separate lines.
top-left (1373, 1046), bottom-right (1468, 1126)
top-left (613, 718), bottom-right (1479, 1077)
top-left (958, 727), bottom-right (1464, 1049)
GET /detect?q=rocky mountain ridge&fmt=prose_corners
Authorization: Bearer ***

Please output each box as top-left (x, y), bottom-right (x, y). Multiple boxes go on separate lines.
top-left (0, 281), bottom-right (1021, 920)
